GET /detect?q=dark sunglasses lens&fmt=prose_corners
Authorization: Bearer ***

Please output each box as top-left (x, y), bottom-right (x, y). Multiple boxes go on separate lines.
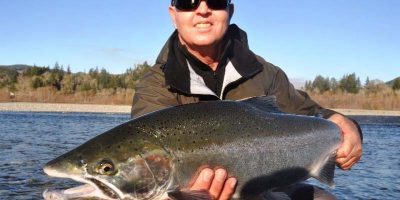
top-left (207, 0), bottom-right (229, 10)
top-left (174, 0), bottom-right (229, 11)
top-left (175, 0), bottom-right (200, 11)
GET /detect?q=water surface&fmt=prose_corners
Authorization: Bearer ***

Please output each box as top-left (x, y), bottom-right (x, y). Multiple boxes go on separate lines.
top-left (0, 112), bottom-right (399, 199)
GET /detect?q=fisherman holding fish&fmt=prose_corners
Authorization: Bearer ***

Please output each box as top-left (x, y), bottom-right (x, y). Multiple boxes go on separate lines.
top-left (131, 0), bottom-right (363, 199)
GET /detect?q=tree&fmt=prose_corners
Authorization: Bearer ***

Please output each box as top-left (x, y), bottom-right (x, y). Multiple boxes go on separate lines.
top-left (329, 78), bottom-right (339, 92)
top-left (67, 65), bottom-right (72, 75)
top-left (365, 76), bottom-right (370, 87)
top-left (393, 78), bottom-right (400, 91)
top-left (23, 66), bottom-right (49, 77)
top-left (89, 67), bottom-right (99, 79)
top-left (61, 75), bottom-right (76, 94)
top-left (31, 77), bottom-right (45, 89)
top-left (339, 73), bottom-right (361, 94)
top-left (124, 61), bottom-right (151, 89)
top-left (312, 75), bottom-right (330, 94)
top-left (97, 68), bottom-right (114, 89)
top-left (304, 80), bottom-right (313, 91)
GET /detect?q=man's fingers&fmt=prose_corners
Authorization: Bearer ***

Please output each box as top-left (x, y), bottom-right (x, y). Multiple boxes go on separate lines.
top-left (219, 177), bottom-right (237, 200)
top-left (190, 168), bottom-right (214, 191)
top-left (340, 156), bottom-right (360, 170)
top-left (336, 148), bottom-right (349, 165)
top-left (336, 144), bottom-right (362, 165)
top-left (209, 168), bottom-right (227, 199)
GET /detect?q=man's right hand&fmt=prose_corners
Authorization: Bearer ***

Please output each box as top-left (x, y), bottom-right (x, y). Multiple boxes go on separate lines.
top-left (189, 168), bottom-right (237, 200)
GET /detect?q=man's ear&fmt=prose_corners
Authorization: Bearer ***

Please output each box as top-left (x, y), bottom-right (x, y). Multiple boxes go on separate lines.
top-left (228, 4), bottom-right (234, 20)
top-left (169, 6), bottom-right (177, 28)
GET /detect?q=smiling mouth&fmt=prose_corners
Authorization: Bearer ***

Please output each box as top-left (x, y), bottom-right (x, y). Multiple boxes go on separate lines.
top-left (195, 22), bottom-right (212, 28)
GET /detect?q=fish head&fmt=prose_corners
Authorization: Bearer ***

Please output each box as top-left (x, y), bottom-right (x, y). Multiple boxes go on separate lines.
top-left (43, 133), bottom-right (174, 200)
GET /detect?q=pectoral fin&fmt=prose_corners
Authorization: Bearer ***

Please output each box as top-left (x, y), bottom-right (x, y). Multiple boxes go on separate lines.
top-left (311, 152), bottom-right (337, 187)
top-left (168, 189), bottom-right (212, 200)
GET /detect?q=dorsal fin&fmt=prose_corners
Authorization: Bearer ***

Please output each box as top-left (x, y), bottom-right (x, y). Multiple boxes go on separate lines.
top-left (241, 96), bottom-right (284, 114)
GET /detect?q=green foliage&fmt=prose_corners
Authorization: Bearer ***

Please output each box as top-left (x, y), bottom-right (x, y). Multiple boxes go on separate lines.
top-left (312, 75), bottom-right (330, 94)
top-left (3, 61), bottom-right (152, 94)
top-left (79, 82), bottom-right (94, 92)
top-left (304, 80), bottom-right (313, 91)
top-left (124, 62), bottom-right (151, 89)
top-left (97, 68), bottom-right (114, 89)
top-left (66, 65), bottom-right (72, 75)
top-left (89, 67), bottom-right (99, 79)
top-left (304, 75), bottom-right (338, 94)
top-left (31, 77), bottom-right (45, 89)
top-left (365, 76), bottom-right (370, 86)
top-left (46, 62), bottom-right (65, 90)
top-left (339, 73), bottom-right (361, 94)
top-left (61, 75), bottom-right (77, 94)
top-left (393, 78), bottom-right (400, 91)
top-left (0, 68), bottom-right (18, 88)
top-left (305, 73), bottom-right (362, 94)
top-left (23, 66), bottom-right (49, 77)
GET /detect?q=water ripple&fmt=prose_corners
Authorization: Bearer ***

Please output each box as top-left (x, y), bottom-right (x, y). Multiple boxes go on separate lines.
top-left (0, 112), bottom-right (399, 199)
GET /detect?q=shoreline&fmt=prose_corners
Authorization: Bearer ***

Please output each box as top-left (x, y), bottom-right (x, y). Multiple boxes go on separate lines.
top-left (0, 102), bottom-right (400, 116)
top-left (0, 102), bottom-right (131, 114)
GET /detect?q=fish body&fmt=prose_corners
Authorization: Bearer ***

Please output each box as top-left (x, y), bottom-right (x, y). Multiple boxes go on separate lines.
top-left (43, 96), bottom-right (340, 200)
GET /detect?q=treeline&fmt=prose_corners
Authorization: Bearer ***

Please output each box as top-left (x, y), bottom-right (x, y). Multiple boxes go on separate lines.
top-left (0, 62), bottom-right (151, 94)
top-left (304, 73), bottom-right (400, 94)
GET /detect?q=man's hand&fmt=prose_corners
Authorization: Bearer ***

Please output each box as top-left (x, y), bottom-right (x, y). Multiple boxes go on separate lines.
top-left (189, 168), bottom-right (237, 200)
top-left (328, 113), bottom-right (362, 170)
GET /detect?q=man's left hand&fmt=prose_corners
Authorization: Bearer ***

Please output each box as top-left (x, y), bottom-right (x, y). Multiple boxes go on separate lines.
top-left (328, 114), bottom-right (362, 170)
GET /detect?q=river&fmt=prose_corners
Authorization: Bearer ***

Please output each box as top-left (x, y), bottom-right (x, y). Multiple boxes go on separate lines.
top-left (0, 112), bottom-right (398, 199)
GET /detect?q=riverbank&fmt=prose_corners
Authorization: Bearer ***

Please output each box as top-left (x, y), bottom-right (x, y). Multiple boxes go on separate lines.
top-left (0, 102), bottom-right (131, 114)
top-left (1, 102), bottom-right (400, 116)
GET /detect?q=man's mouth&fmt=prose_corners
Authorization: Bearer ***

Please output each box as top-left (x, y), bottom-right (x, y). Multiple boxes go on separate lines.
top-left (195, 22), bottom-right (212, 28)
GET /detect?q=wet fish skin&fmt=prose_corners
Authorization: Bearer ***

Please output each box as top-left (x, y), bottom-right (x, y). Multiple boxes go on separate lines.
top-left (43, 96), bottom-right (340, 199)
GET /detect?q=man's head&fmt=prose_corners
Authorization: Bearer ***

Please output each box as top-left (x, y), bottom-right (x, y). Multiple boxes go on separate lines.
top-left (169, 0), bottom-right (234, 49)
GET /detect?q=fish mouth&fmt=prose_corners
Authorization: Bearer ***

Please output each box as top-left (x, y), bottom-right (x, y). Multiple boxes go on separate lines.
top-left (43, 167), bottom-right (123, 200)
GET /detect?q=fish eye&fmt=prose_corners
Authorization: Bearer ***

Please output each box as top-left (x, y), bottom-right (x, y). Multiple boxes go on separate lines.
top-left (97, 159), bottom-right (117, 175)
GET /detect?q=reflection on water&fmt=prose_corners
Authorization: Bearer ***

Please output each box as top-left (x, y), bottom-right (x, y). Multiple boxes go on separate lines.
top-left (0, 112), bottom-right (399, 199)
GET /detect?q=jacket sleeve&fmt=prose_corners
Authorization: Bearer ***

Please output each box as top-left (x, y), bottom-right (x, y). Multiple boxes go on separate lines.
top-left (268, 67), bottom-right (364, 141)
top-left (130, 65), bottom-right (179, 118)
top-left (268, 67), bottom-right (336, 118)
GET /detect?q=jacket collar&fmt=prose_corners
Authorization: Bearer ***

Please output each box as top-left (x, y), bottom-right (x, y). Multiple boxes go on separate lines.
top-left (161, 24), bottom-right (263, 98)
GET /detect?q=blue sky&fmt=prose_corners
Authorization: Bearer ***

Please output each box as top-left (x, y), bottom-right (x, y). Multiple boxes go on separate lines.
top-left (0, 0), bottom-right (399, 82)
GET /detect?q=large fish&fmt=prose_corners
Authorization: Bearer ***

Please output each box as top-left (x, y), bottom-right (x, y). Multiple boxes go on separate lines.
top-left (43, 96), bottom-right (340, 200)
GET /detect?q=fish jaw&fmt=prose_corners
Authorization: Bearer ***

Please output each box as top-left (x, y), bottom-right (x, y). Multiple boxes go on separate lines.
top-left (43, 184), bottom-right (105, 200)
top-left (43, 166), bottom-right (125, 200)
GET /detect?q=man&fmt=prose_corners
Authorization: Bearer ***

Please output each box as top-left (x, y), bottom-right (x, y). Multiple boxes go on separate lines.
top-left (131, 0), bottom-right (362, 199)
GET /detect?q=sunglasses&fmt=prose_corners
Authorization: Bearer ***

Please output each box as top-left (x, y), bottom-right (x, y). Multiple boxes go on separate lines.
top-left (171, 0), bottom-right (231, 11)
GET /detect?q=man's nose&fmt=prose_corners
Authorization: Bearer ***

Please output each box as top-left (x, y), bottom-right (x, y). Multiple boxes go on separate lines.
top-left (196, 0), bottom-right (211, 14)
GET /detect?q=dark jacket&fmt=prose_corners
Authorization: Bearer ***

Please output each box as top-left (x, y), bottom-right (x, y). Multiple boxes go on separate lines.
top-left (131, 25), bottom-right (337, 119)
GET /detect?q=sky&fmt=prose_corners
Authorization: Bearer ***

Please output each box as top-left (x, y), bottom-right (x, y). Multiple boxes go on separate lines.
top-left (0, 0), bottom-right (399, 82)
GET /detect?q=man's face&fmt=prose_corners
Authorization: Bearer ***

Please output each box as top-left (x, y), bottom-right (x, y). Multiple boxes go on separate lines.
top-left (169, 1), bottom-right (233, 48)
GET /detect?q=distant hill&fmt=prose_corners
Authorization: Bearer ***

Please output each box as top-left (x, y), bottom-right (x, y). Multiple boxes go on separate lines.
top-left (386, 76), bottom-right (400, 87)
top-left (289, 78), bottom-right (306, 89)
top-left (0, 64), bottom-right (32, 71)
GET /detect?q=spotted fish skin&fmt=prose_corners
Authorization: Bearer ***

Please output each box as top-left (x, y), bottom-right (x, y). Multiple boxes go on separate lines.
top-left (43, 96), bottom-right (340, 199)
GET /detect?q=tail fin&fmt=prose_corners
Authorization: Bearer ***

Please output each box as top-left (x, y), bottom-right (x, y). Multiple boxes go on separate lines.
top-left (310, 152), bottom-right (337, 187)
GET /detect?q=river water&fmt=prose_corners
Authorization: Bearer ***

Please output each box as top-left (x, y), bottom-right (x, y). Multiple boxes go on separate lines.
top-left (0, 112), bottom-right (399, 199)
